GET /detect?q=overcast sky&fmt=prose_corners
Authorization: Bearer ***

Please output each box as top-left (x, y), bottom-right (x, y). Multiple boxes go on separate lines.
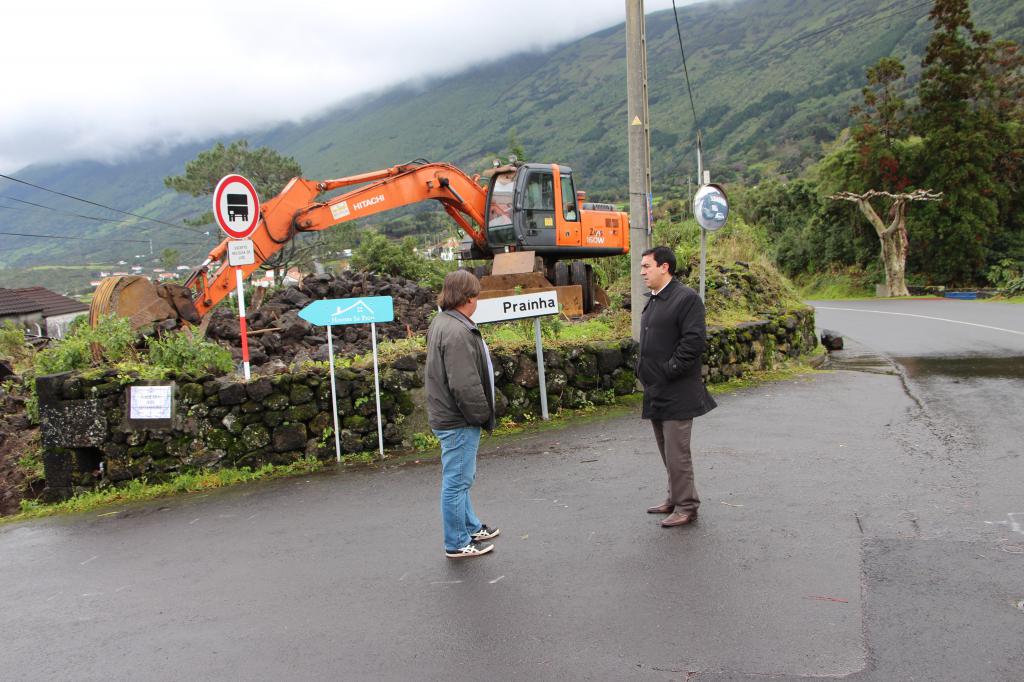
top-left (1, 0), bottom-right (700, 173)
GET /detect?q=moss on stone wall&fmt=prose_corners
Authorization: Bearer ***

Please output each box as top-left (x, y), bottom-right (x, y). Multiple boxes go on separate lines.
top-left (36, 307), bottom-right (815, 499)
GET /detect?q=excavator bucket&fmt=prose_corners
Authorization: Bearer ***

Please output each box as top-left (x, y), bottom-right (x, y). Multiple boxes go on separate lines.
top-left (89, 276), bottom-right (179, 331)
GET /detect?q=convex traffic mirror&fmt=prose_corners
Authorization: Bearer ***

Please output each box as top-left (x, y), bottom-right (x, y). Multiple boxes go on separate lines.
top-left (693, 183), bottom-right (729, 232)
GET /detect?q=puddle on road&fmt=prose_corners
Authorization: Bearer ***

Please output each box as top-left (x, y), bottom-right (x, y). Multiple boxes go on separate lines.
top-left (893, 356), bottom-right (1024, 381)
top-left (825, 348), bottom-right (898, 374)
top-left (827, 350), bottom-right (1024, 381)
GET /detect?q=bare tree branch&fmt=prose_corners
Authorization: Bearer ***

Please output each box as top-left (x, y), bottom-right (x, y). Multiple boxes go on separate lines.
top-left (829, 189), bottom-right (943, 202)
top-left (828, 189), bottom-right (941, 297)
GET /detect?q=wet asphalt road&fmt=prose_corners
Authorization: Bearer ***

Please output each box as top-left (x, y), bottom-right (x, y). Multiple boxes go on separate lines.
top-left (1, 298), bottom-right (1022, 680)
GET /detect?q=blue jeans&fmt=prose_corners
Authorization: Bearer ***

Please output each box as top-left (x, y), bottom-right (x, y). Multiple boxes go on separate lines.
top-left (434, 427), bottom-right (483, 551)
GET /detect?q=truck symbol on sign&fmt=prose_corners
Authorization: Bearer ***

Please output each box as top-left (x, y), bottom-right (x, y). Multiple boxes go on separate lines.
top-left (226, 194), bottom-right (249, 221)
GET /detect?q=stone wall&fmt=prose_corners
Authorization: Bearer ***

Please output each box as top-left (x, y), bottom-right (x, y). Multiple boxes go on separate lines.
top-left (37, 308), bottom-right (815, 500)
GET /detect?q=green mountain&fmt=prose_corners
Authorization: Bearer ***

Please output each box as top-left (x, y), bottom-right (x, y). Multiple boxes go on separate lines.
top-left (1, 0), bottom-right (1021, 288)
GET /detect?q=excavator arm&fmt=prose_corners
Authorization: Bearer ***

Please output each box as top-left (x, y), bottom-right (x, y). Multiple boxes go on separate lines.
top-left (93, 161), bottom-right (491, 328)
top-left (189, 161), bottom-right (489, 317)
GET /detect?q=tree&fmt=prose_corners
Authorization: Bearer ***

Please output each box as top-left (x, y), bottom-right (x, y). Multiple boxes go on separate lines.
top-left (984, 40), bottom-right (1024, 264)
top-left (912, 0), bottom-right (1003, 284)
top-left (164, 139), bottom-right (302, 209)
top-left (160, 248), bottom-right (180, 272)
top-left (505, 131), bottom-right (527, 163)
top-left (164, 140), bottom-right (305, 282)
top-left (350, 233), bottom-right (429, 281)
top-left (830, 190), bottom-right (943, 296)
top-left (815, 56), bottom-right (928, 292)
top-left (848, 57), bottom-right (911, 193)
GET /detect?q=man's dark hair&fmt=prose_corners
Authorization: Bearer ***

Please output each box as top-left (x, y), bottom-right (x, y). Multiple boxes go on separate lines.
top-left (641, 246), bottom-right (676, 275)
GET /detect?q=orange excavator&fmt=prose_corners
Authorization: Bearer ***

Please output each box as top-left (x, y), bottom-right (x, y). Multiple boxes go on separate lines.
top-left (89, 159), bottom-right (629, 330)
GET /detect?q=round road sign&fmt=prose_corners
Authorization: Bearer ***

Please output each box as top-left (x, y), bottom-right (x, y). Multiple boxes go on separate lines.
top-left (213, 174), bottom-right (261, 239)
top-left (693, 183), bottom-right (729, 232)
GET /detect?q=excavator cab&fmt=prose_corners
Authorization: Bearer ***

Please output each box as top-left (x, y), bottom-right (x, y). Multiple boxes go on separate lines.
top-left (485, 163), bottom-right (567, 254)
top-left (483, 163), bottom-right (627, 259)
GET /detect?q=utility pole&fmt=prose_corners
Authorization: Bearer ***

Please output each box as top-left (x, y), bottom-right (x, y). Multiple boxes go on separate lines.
top-left (626, 0), bottom-right (652, 341)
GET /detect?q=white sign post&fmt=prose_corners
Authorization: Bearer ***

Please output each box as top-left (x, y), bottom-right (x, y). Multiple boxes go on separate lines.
top-left (214, 175), bottom-right (261, 381)
top-left (226, 240), bottom-right (257, 378)
top-left (298, 297), bottom-right (395, 461)
top-left (472, 291), bottom-right (560, 420)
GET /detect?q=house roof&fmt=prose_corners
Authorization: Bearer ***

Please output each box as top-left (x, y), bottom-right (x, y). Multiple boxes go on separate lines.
top-left (0, 289), bottom-right (45, 316)
top-left (0, 287), bottom-right (89, 317)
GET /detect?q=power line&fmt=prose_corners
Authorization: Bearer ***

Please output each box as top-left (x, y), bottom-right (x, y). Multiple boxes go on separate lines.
top-left (0, 194), bottom-right (149, 225)
top-left (0, 230), bottom-right (155, 244)
top-left (0, 172), bottom-right (208, 236)
top-left (671, 0), bottom-right (701, 137)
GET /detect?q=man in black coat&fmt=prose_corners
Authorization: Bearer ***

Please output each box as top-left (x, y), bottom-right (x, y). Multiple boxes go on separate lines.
top-left (637, 246), bottom-right (717, 527)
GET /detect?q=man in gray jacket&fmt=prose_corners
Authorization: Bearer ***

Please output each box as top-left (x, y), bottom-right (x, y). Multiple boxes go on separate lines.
top-left (426, 270), bottom-right (500, 558)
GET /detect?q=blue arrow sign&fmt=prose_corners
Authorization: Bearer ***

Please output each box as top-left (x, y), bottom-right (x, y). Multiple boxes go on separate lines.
top-left (298, 296), bottom-right (394, 326)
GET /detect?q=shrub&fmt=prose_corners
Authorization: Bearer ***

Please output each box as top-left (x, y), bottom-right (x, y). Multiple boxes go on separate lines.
top-left (351, 233), bottom-right (455, 289)
top-left (0, 321), bottom-right (33, 370)
top-left (34, 315), bottom-right (136, 375)
top-left (147, 331), bottom-right (234, 376)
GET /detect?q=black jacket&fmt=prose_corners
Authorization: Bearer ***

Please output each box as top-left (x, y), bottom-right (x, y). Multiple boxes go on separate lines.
top-left (637, 279), bottom-right (717, 421)
top-left (425, 310), bottom-right (496, 432)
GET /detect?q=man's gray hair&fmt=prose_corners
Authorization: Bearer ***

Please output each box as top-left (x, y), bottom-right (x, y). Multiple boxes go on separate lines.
top-left (437, 269), bottom-right (482, 311)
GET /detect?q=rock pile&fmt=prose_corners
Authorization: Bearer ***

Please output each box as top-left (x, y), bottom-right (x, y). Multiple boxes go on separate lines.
top-left (205, 271), bottom-right (437, 367)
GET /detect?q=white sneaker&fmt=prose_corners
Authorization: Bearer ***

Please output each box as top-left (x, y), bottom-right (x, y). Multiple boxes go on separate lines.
top-left (445, 541), bottom-right (495, 559)
top-left (471, 524), bottom-right (500, 541)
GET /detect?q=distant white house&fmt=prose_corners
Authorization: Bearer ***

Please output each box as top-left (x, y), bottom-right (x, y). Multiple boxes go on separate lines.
top-left (251, 272), bottom-right (274, 288)
top-left (425, 237), bottom-right (460, 261)
top-left (245, 267), bottom-right (305, 289)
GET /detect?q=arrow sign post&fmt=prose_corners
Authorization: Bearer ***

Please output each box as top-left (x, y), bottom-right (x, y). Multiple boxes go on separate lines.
top-left (298, 296), bottom-right (394, 462)
top-left (472, 291), bottom-right (560, 420)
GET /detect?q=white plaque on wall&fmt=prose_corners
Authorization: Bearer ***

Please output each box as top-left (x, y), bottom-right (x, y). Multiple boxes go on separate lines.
top-left (129, 385), bottom-right (174, 420)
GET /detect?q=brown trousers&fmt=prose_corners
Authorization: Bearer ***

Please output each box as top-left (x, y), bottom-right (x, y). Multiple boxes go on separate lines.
top-left (651, 419), bottom-right (700, 513)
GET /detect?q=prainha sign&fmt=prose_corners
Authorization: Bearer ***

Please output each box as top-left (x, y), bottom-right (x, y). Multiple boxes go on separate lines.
top-left (472, 290), bottom-right (560, 420)
top-left (472, 291), bottom-right (559, 324)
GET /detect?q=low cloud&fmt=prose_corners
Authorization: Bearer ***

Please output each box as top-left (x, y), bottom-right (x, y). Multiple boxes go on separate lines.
top-left (0, 0), bottom-right (692, 172)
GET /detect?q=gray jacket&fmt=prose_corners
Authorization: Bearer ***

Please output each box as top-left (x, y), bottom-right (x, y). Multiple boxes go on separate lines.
top-left (425, 310), bottom-right (496, 432)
